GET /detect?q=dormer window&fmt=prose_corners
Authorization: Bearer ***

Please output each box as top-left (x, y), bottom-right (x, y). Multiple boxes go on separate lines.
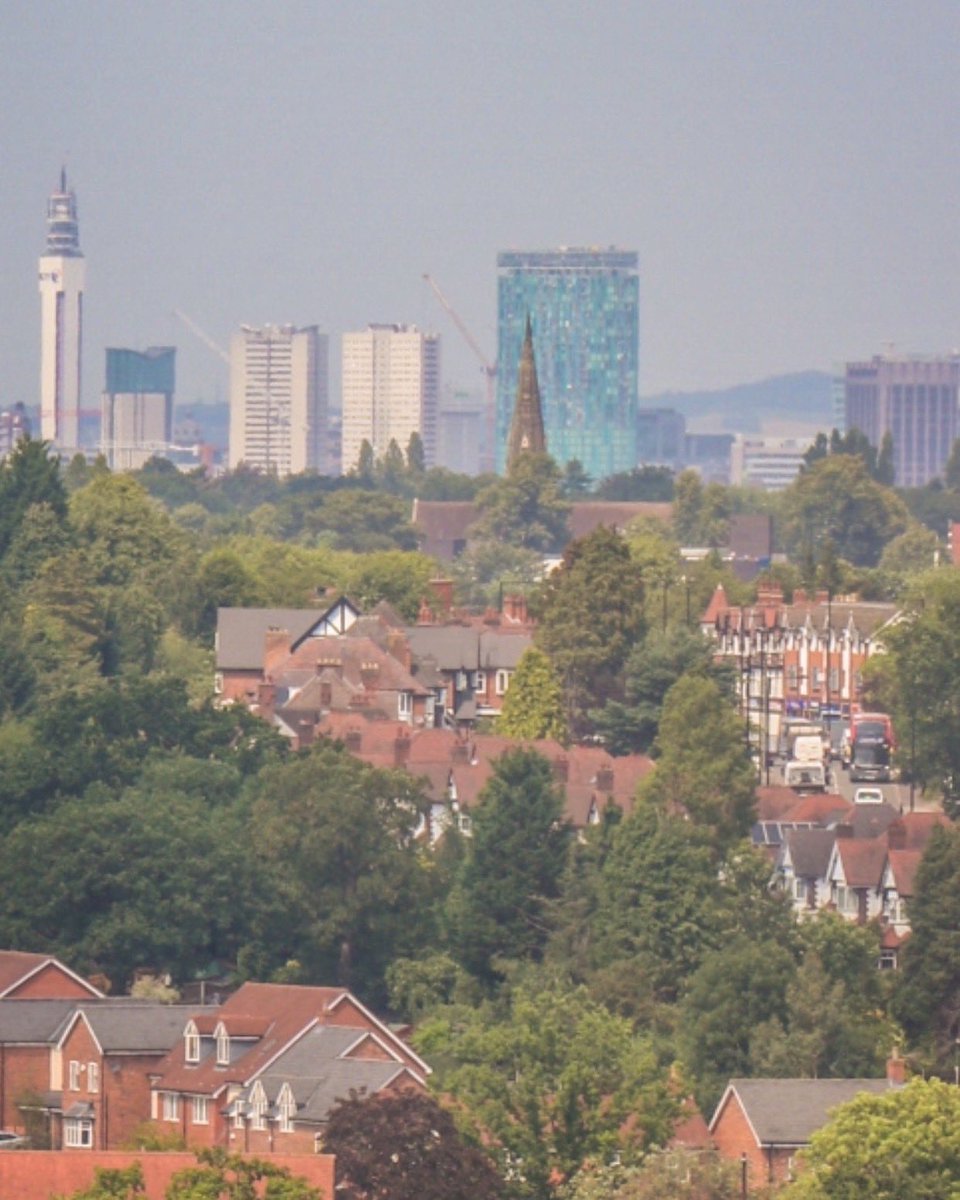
top-left (184, 1021), bottom-right (200, 1064)
top-left (278, 1083), bottom-right (296, 1133)
top-left (215, 1022), bottom-right (230, 1066)
top-left (250, 1081), bottom-right (267, 1131)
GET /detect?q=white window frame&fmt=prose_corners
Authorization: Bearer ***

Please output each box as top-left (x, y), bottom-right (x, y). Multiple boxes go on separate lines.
top-left (163, 1092), bottom-right (181, 1122)
top-left (495, 669), bottom-right (509, 696)
top-left (215, 1024), bottom-right (230, 1066)
top-left (192, 1096), bottom-right (209, 1125)
top-left (250, 1082), bottom-right (267, 1131)
top-left (184, 1022), bottom-right (200, 1064)
top-left (398, 691), bottom-right (412, 717)
top-left (88, 1061), bottom-right (99, 1093)
top-left (233, 1104), bottom-right (245, 1130)
top-left (68, 1060), bottom-right (81, 1091)
top-left (65, 1119), bottom-right (93, 1148)
top-left (278, 1085), bottom-right (296, 1134)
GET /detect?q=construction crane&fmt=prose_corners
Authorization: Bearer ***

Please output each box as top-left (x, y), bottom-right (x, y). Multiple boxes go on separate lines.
top-left (172, 309), bottom-right (230, 365)
top-left (422, 274), bottom-right (497, 471)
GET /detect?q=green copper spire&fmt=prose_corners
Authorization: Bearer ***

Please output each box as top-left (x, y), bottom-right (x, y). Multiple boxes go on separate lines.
top-left (506, 315), bottom-right (546, 469)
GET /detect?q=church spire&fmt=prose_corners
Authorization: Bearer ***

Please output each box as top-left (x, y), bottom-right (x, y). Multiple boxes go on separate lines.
top-left (506, 314), bottom-right (546, 469)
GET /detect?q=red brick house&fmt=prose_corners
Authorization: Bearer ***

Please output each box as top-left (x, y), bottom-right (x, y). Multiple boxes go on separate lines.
top-left (710, 1073), bottom-right (902, 1189)
top-left (149, 982), bottom-right (429, 1153)
top-left (54, 1004), bottom-right (215, 1150)
top-left (0, 951), bottom-right (103, 1001)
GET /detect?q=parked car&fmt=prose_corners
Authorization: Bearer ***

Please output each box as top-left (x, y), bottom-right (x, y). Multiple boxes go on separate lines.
top-left (854, 787), bottom-right (884, 805)
top-left (0, 1131), bottom-right (27, 1149)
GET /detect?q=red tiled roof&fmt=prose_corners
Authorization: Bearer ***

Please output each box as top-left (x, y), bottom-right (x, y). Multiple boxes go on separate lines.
top-left (835, 839), bottom-right (888, 888)
top-left (0, 951), bottom-right (101, 999)
top-left (886, 848), bottom-right (923, 897)
top-left (155, 983), bottom-right (426, 1097)
top-left (756, 786), bottom-right (804, 821)
top-left (784, 793), bottom-right (852, 823)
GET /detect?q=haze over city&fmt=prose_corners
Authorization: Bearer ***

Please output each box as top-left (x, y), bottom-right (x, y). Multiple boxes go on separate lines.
top-left (3, 0), bottom-right (960, 413)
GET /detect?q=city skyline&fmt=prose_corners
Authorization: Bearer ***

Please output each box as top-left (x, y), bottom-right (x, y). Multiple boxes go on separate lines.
top-left (3, 3), bottom-right (960, 423)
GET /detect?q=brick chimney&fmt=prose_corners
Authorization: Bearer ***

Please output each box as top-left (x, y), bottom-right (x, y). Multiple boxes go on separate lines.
top-left (417, 599), bottom-right (435, 626)
top-left (815, 589), bottom-right (830, 604)
top-left (886, 1048), bottom-right (906, 1085)
top-left (595, 764), bottom-right (614, 793)
top-left (344, 727), bottom-right (362, 753)
top-left (886, 819), bottom-right (907, 850)
top-left (386, 631), bottom-right (412, 672)
top-left (394, 730), bottom-right (412, 767)
top-left (359, 661), bottom-right (380, 691)
top-left (429, 578), bottom-right (455, 615)
top-left (257, 680), bottom-right (276, 722)
top-left (502, 593), bottom-right (529, 625)
top-left (552, 756), bottom-right (569, 782)
top-left (794, 588), bottom-right (808, 604)
top-left (264, 629), bottom-right (291, 672)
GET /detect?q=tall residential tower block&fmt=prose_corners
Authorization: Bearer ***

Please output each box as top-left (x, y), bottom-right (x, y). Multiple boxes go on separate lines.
top-left (341, 324), bottom-right (439, 472)
top-left (496, 248), bottom-right (639, 480)
top-left (228, 324), bottom-right (328, 476)
top-left (38, 170), bottom-right (86, 450)
top-left (844, 354), bottom-right (960, 486)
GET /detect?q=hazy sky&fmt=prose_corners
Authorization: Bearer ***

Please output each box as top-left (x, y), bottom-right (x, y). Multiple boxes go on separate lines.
top-left (3, 0), bottom-right (960, 413)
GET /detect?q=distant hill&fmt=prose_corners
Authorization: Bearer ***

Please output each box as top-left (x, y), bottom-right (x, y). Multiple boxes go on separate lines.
top-left (642, 370), bottom-right (835, 435)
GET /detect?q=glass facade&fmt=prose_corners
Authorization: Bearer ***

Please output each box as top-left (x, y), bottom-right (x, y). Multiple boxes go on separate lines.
top-left (496, 248), bottom-right (639, 480)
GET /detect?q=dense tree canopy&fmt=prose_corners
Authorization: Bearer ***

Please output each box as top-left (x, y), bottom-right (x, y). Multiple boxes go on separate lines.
top-left (782, 1078), bottom-right (960, 1200)
top-left (495, 646), bottom-right (569, 743)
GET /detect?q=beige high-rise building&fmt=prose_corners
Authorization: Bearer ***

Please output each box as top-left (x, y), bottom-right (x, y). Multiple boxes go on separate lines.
top-left (229, 324), bottom-right (328, 475)
top-left (341, 324), bottom-right (439, 472)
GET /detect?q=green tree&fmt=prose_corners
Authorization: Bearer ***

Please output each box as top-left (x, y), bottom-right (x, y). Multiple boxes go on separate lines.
top-left (0, 436), bottom-right (67, 559)
top-left (559, 458), bottom-right (593, 498)
top-left (876, 430), bottom-right (895, 486)
top-left (376, 438), bottom-right (408, 493)
top-left (448, 748), bottom-right (572, 980)
top-left (879, 573), bottom-right (960, 806)
top-left (189, 546), bottom-right (266, 640)
top-left (167, 1148), bottom-right (320, 1200)
top-left (418, 978), bottom-right (676, 1199)
top-left (534, 527), bottom-right (646, 734)
top-left (945, 437), bottom-right (960, 490)
top-left (594, 466), bottom-right (675, 502)
top-left (406, 430), bottom-right (427, 475)
top-left (782, 455), bottom-right (909, 567)
top-left (495, 646), bottom-right (569, 743)
top-left (244, 743), bottom-right (434, 999)
top-left (672, 470), bottom-right (729, 547)
top-left (322, 1091), bottom-right (505, 1200)
top-left (895, 824), bottom-right (960, 1062)
top-left (588, 805), bottom-right (724, 1008)
top-left (0, 500), bottom-right (72, 589)
top-left (0, 762), bottom-right (252, 991)
top-left (58, 1163), bottom-right (145, 1199)
top-left (471, 451), bottom-right (571, 552)
top-left (561, 1151), bottom-right (743, 1200)
top-left (592, 626), bottom-right (724, 755)
top-left (678, 935), bottom-right (796, 1113)
top-left (641, 674), bottom-right (756, 848)
top-left (339, 549), bottom-right (438, 621)
top-left (877, 523), bottom-right (939, 577)
top-left (306, 489), bottom-right (418, 552)
top-left (782, 1077), bottom-right (960, 1200)
top-left (354, 438), bottom-right (375, 482)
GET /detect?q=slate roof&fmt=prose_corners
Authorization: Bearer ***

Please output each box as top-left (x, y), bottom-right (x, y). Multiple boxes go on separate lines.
top-left (240, 1025), bottom-right (417, 1126)
top-left (833, 838), bottom-right (888, 888)
top-left (0, 999), bottom-right (80, 1043)
top-left (780, 828), bottom-right (836, 878)
top-left (70, 1004), bottom-right (218, 1054)
top-left (154, 983), bottom-right (428, 1098)
top-left (216, 609), bottom-right (328, 670)
top-left (404, 625), bottom-right (532, 671)
top-left (711, 1078), bottom-right (896, 1146)
top-left (848, 802), bottom-right (899, 838)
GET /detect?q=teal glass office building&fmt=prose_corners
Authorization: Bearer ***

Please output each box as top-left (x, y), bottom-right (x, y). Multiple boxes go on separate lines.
top-left (496, 248), bottom-right (639, 479)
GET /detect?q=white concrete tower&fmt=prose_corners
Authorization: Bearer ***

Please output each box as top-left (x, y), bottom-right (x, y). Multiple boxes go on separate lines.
top-left (228, 324), bottom-right (328, 476)
top-left (38, 169), bottom-right (86, 449)
top-left (341, 324), bottom-right (439, 473)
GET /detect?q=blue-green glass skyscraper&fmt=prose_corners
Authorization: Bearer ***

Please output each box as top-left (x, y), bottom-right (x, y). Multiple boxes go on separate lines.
top-left (496, 248), bottom-right (639, 479)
